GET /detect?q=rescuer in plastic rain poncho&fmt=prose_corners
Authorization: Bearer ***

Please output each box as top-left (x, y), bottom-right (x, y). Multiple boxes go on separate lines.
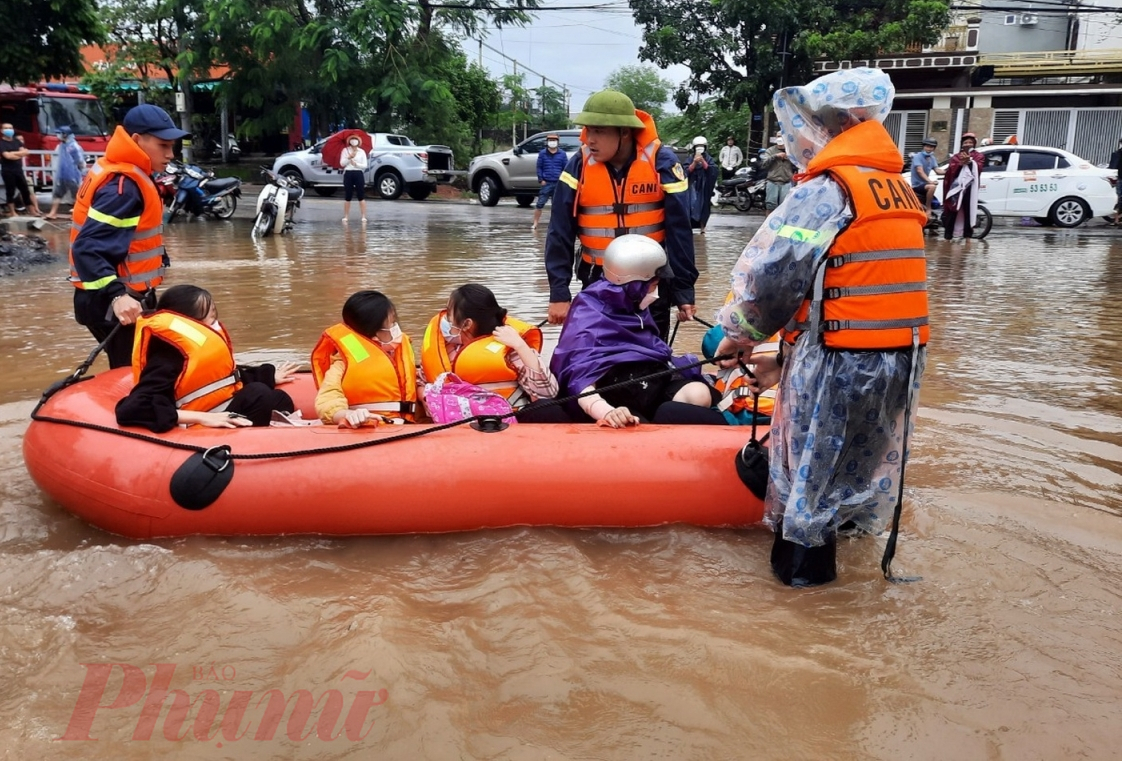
top-left (715, 68), bottom-right (929, 588)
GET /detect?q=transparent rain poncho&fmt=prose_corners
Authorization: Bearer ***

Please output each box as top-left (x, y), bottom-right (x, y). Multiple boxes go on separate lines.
top-left (717, 68), bottom-right (927, 547)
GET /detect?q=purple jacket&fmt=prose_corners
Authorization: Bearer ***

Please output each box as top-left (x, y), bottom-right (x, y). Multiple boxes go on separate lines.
top-left (551, 278), bottom-right (700, 402)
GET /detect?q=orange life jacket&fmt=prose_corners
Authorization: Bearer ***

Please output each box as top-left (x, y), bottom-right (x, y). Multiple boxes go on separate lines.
top-left (713, 337), bottom-right (779, 418)
top-left (420, 312), bottom-right (543, 402)
top-left (69, 126), bottom-right (166, 293)
top-left (784, 120), bottom-right (929, 350)
top-left (572, 111), bottom-right (668, 266)
top-left (132, 312), bottom-right (241, 412)
top-left (310, 324), bottom-right (418, 421)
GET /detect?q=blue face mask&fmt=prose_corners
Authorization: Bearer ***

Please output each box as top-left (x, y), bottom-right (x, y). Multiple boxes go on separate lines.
top-left (2, 129), bottom-right (13, 138)
top-left (440, 315), bottom-right (461, 344)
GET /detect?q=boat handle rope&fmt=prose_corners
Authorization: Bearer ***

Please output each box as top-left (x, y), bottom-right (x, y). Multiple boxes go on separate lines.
top-left (29, 352), bottom-right (749, 461)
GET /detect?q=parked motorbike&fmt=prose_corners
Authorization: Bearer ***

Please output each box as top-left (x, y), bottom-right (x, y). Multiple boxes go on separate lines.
top-left (153, 169), bottom-right (178, 208)
top-left (253, 167), bottom-right (303, 237)
top-left (165, 161), bottom-right (241, 222)
top-left (713, 167), bottom-right (759, 212)
top-left (206, 133), bottom-right (242, 161)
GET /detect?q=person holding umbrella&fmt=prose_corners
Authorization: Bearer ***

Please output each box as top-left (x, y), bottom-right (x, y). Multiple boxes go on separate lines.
top-left (322, 129), bottom-right (373, 225)
top-left (340, 134), bottom-right (368, 224)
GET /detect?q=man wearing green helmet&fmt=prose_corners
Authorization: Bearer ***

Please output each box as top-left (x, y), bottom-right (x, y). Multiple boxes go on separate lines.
top-left (544, 89), bottom-right (697, 341)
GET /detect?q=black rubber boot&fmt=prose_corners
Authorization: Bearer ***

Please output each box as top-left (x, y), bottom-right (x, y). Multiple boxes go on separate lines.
top-left (770, 520), bottom-right (838, 588)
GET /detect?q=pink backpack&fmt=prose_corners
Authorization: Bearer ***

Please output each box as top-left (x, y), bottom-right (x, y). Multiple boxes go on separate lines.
top-left (423, 372), bottom-right (517, 425)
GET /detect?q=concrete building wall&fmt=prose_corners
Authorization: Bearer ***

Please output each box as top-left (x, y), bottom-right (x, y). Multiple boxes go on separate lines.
top-left (977, 1), bottom-right (1069, 53)
top-left (1073, 1), bottom-right (1122, 51)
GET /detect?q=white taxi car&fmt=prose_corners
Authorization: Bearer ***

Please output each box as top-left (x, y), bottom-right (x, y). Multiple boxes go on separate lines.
top-left (912, 145), bottom-right (1115, 227)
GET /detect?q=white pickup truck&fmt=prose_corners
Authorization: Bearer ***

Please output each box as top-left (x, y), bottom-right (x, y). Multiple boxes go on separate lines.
top-left (271, 133), bottom-right (461, 200)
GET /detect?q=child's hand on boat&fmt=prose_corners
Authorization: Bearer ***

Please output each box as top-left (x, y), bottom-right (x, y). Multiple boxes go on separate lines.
top-left (273, 362), bottom-right (300, 385)
top-left (182, 410), bottom-right (253, 429)
top-left (597, 406), bottom-right (640, 429)
top-left (334, 409), bottom-right (380, 429)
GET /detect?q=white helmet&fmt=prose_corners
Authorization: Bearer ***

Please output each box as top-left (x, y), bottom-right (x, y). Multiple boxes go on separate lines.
top-left (691, 135), bottom-right (708, 147)
top-left (602, 234), bottom-right (672, 285)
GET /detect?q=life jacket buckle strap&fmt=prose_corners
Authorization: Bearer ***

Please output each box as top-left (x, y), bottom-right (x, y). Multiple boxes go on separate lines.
top-left (826, 287), bottom-right (842, 300)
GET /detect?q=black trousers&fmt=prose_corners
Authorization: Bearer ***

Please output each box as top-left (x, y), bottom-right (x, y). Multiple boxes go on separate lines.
top-left (226, 383), bottom-right (295, 427)
top-left (577, 258), bottom-right (672, 342)
top-left (2, 169), bottom-right (32, 208)
top-left (73, 289), bottom-right (157, 369)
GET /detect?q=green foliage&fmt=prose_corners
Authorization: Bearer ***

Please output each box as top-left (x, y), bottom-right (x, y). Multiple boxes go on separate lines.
top-left (603, 64), bottom-right (674, 121)
top-left (204, 0), bottom-right (526, 162)
top-left (659, 101), bottom-right (753, 150)
top-left (629, 0), bottom-right (950, 115)
top-left (0, 0), bottom-right (104, 84)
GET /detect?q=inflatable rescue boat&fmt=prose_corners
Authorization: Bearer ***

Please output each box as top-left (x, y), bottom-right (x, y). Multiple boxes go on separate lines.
top-left (23, 369), bottom-right (767, 539)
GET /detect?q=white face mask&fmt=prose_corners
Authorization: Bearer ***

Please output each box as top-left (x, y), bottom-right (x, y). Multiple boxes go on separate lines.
top-left (639, 287), bottom-right (659, 311)
top-left (547, 140), bottom-right (559, 149)
top-left (208, 319), bottom-right (222, 332)
top-left (377, 322), bottom-right (403, 347)
top-left (349, 139), bottom-right (360, 147)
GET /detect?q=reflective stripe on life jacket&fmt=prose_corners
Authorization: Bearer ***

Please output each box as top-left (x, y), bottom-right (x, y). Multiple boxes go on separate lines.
top-left (784, 123), bottom-right (929, 350)
top-left (421, 311), bottom-right (543, 402)
top-left (69, 126), bottom-right (166, 293)
top-left (132, 312), bottom-right (241, 412)
top-left (574, 113), bottom-right (668, 266)
top-left (310, 324), bottom-right (418, 421)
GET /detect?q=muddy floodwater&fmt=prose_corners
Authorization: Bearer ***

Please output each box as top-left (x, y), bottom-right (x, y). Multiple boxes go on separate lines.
top-left (1, 198), bottom-right (1120, 759)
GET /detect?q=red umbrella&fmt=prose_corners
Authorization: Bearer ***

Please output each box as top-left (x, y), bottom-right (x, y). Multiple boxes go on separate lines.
top-left (322, 129), bottom-right (372, 170)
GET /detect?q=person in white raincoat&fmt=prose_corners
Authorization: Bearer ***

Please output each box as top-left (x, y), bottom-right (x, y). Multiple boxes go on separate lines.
top-left (715, 67), bottom-right (928, 587)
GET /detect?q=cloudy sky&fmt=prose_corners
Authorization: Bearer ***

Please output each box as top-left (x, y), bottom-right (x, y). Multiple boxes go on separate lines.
top-left (466, 1), bottom-right (691, 114)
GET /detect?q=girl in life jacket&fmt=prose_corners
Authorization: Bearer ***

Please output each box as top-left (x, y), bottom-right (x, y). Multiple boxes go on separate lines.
top-left (421, 283), bottom-right (572, 424)
top-left (422, 283), bottom-right (558, 403)
top-left (115, 285), bottom-right (298, 432)
top-left (312, 290), bottom-right (418, 428)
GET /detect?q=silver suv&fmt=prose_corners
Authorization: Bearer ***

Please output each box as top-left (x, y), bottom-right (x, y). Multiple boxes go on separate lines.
top-left (468, 129), bottom-right (582, 206)
top-left (271, 133), bottom-right (457, 201)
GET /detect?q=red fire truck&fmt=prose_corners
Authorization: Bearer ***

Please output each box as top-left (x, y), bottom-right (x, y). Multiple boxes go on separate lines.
top-left (0, 83), bottom-right (110, 188)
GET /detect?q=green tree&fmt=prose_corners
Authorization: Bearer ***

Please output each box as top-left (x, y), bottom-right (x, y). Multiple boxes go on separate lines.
top-left (629, 0), bottom-right (949, 116)
top-left (204, 0), bottom-right (534, 148)
top-left (604, 64), bottom-right (674, 121)
top-left (659, 100), bottom-right (752, 150)
top-left (0, 0), bottom-right (104, 84)
top-left (534, 85), bottom-right (568, 131)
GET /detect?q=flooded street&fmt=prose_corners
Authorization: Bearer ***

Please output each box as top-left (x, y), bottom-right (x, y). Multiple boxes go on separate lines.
top-left (1, 197), bottom-right (1121, 759)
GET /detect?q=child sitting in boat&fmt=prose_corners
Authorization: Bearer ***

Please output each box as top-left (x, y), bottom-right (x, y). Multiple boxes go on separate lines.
top-left (312, 290), bottom-right (419, 428)
top-left (421, 283), bottom-right (558, 404)
top-left (550, 235), bottom-right (725, 428)
top-left (115, 284), bottom-right (298, 432)
top-left (701, 323), bottom-right (780, 426)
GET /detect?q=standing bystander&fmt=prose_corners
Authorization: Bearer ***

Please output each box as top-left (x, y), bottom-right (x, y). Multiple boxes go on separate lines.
top-left (44, 126), bottom-right (86, 220)
top-left (718, 136), bottom-right (743, 181)
top-left (532, 134), bottom-right (567, 231)
top-left (761, 136), bottom-right (795, 210)
top-left (1, 123), bottom-right (41, 216)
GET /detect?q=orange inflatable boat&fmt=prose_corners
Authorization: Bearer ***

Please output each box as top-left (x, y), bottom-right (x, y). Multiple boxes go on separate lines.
top-left (23, 369), bottom-right (768, 539)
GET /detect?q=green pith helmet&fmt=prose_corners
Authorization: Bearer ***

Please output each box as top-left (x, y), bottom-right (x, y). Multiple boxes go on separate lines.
top-left (574, 90), bottom-right (645, 128)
